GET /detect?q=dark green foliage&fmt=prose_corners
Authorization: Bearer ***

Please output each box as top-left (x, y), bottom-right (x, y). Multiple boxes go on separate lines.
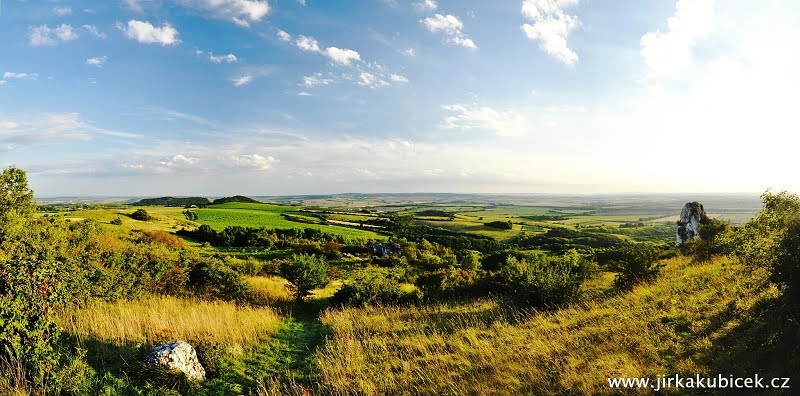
top-left (415, 268), bottom-right (485, 298)
top-left (187, 258), bottom-right (249, 301)
top-left (211, 195), bottom-right (261, 205)
top-left (130, 209), bottom-right (152, 221)
top-left (775, 219), bottom-right (800, 304)
top-left (609, 244), bottom-right (663, 289)
top-left (415, 210), bottom-right (454, 218)
top-left (131, 196), bottom-right (211, 207)
top-left (332, 269), bottom-right (418, 306)
top-left (280, 254), bottom-right (330, 301)
top-left (110, 217), bottom-right (123, 225)
top-left (494, 250), bottom-right (593, 309)
top-left (391, 223), bottom-right (504, 253)
top-left (685, 218), bottom-right (735, 261)
top-left (484, 220), bottom-right (513, 230)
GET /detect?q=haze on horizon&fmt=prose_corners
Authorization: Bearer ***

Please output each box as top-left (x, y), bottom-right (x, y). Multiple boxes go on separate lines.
top-left (1, 0), bottom-right (798, 196)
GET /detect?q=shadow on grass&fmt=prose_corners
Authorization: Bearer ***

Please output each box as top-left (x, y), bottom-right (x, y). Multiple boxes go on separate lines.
top-left (699, 296), bottom-right (799, 395)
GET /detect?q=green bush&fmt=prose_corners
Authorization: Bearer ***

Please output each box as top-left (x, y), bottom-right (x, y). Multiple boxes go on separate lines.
top-left (130, 209), bottom-right (152, 221)
top-left (332, 269), bottom-right (418, 306)
top-left (609, 244), bottom-right (663, 289)
top-left (280, 254), bottom-right (330, 302)
top-left (774, 218), bottom-right (800, 304)
top-left (494, 250), bottom-right (592, 308)
top-left (110, 217), bottom-right (123, 225)
top-left (188, 258), bottom-right (249, 301)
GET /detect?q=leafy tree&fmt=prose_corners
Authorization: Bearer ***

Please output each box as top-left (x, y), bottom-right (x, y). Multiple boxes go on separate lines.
top-left (609, 244), bottom-right (663, 289)
top-left (494, 250), bottom-right (592, 308)
top-left (280, 254), bottom-right (330, 302)
top-left (0, 167), bottom-right (35, 216)
top-left (130, 208), bottom-right (152, 221)
top-left (460, 250), bottom-right (482, 272)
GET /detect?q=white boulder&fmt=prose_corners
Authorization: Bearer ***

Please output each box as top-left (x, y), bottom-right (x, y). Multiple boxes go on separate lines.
top-left (145, 340), bottom-right (206, 381)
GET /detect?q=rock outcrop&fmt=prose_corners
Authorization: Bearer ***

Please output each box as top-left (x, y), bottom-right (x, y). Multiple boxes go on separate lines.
top-left (676, 202), bottom-right (710, 246)
top-left (145, 340), bottom-right (206, 381)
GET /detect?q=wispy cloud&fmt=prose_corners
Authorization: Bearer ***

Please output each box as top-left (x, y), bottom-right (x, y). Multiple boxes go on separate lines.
top-left (195, 49), bottom-right (238, 63)
top-left (86, 56), bottom-right (109, 68)
top-left (28, 24), bottom-right (79, 46)
top-left (520, 0), bottom-right (582, 66)
top-left (175, 0), bottom-right (270, 27)
top-left (441, 103), bottom-right (527, 137)
top-left (421, 14), bottom-right (477, 49)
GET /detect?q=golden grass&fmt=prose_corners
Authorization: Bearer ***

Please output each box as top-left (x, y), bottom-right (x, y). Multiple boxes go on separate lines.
top-left (60, 296), bottom-right (282, 346)
top-left (244, 275), bottom-right (294, 303)
top-left (313, 256), bottom-right (775, 395)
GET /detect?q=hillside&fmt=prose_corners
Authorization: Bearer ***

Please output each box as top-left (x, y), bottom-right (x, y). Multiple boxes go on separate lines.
top-left (212, 195), bottom-right (263, 205)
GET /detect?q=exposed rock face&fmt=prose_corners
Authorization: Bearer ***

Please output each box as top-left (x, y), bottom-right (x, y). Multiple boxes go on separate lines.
top-left (676, 202), bottom-right (710, 246)
top-left (145, 340), bottom-right (206, 381)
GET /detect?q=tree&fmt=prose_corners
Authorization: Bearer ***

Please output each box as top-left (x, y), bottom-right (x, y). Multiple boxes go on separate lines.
top-left (280, 254), bottom-right (330, 302)
top-left (0, 167), bottom-right (35, 224)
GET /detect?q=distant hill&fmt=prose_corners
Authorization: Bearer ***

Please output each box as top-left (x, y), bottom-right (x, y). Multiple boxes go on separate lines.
top-left (211, 195), bottom-right (262, 205)
top-left (131, 196), bottom-right (212, 207)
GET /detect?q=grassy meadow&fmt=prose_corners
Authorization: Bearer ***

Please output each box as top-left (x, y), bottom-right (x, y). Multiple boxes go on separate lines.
top-left (6, 187), bottom-right (798, 396)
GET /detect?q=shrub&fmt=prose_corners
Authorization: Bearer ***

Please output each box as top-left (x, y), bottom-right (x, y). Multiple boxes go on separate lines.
top-left (609, 244), bottom-right (663, 289)
top-left (415, 268), bottom-right (485, 298)
top-left (774, 218), bottom-right (800, 305)
top-left (130, 209), bottom-right (152, 221)
top-left (332, 269), bottom-right (417, 306)
top-left (188, 258), bottom-right (249, 301)
top-left (685, 218), bottom-right (735, 261)
top-left (280, 254), bottom-right (330, 302)
top-left (484, 220), bottom-right (513, 230)
top-left (110, 217), bottom-right (123, 226)
top-left (494, 250), bottom-right (592, 308)
top-left (139, 230), bottom-right (186, 249)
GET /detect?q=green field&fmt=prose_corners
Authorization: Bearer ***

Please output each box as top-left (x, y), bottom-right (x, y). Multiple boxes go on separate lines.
top-left (193, 202), bottom-right (386, 240)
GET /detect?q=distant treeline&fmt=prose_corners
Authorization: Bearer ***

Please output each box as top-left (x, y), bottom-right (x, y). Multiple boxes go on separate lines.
top-left (132, 196), bottom-right (211, 207)
top-left (131, 195), bottom-right (262, 207)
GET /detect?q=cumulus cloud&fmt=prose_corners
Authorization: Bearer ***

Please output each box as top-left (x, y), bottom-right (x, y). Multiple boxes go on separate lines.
top-left (520, 0), bottom-right (581, 65)
top-left (295, 35), bottom-right (321, 52)
top-left (176, 0), bottom-right (270, 27)
top-left (412, 0), bottom-right (437, 12)
top-left (302, 73), bottom-right (333, 88)
top-left (28, 24), bottom-right (79, 46)
top-left (421, 14), bottom-right (477, 49)
top-left (118, 20), bottom-right (180, 45)
top-left (640, 0), bottom-right (715, 82)
top-left (231, 154), bottom-right (278, 170)
top-left (196, 49), bottom-right (238, 63)
top-left (357, 72), bottom-right (389, 88)
top-left (441, 103), bottom-right (527, 137)
top-left (324, 47), bottom-right (361, 65)
top-left (86, 56), bottom-right (109, 68)
top-left (276, 29), bottom-right (292, 42)
top-left (389, 73), bottom-right (409, 83)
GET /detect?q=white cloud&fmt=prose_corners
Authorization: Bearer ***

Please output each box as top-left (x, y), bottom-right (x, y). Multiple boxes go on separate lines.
top-left (118, 20), bottom-right (180, 45)
top-left (389, 73), bottom-right (409, 83)
top-left (0, 81), bottom-right (6, 86)
top-left (86, 56), bottom-right (109, 68)
top-left (298, 91), bottom-right (312, 96)
top-left (412, 0), bottom-right (437, 12)
top-left (53, 6), bottom-right (72, 16)
top-left (324, 47), bottom-right (361, 65)
top-left (0, 113), bottom-right (138, 145)
top-left (231, 75), bottom-right (254, 87)
top-left (357, 72), bottom-right (389, 88)
top-left (196, 49), bottom-right (238, 63)
top-left (296, 35), bottom-right (321, 52)
top-left (28, 24), bottom-right (79, 46)
top-left (82, 25), bottom-right (107, 38)
top-left (402, 48), bottom-right (415, 57)
top-left (3, 72), bottom-right (39, 80)
top-left (276, 29), bottom-right (292, 42)
top-left (302, 73), bottom-right (333, 88)
top-left (232, 154), bottom-right (277, 170)
top-left (441, 103), bottom-right (527, 137)
top-left (421, 14), bottom-right (477, 49)
top-left (520, 0), bottom-right (581, 66)
top-left (176, 0), bottom-right (270, 27)
top-left (640, 0), bottom-right (715, 82)
top-left (297, 0), bottom-right (306, 5)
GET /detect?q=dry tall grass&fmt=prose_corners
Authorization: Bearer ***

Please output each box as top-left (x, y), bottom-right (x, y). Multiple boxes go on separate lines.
top-left (244, 275), bottom-right (294, 303)
top-left (313, 256), bottom-right (774, 395)
top-left (59, 295), bottom-right (282, 346)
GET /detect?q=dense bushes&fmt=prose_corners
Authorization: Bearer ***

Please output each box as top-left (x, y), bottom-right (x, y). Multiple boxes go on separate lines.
top-left (608, 244), bottom-right (663, 289)
top-left (493, 250), bottom-right (593, 308)
top-left (130, 209), bottom-right (152, 221)
top-left (484, 220), bottom-right (513, 230)
top-left (188, 258), bottom-right (249, 301)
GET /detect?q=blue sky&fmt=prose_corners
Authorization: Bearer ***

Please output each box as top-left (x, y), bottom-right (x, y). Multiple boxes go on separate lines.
top-left (1, 0), bottom-right (799, 196)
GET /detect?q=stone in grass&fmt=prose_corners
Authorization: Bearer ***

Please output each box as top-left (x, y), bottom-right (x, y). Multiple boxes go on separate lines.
top-left (145, 340), bottom-right (206, 381)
